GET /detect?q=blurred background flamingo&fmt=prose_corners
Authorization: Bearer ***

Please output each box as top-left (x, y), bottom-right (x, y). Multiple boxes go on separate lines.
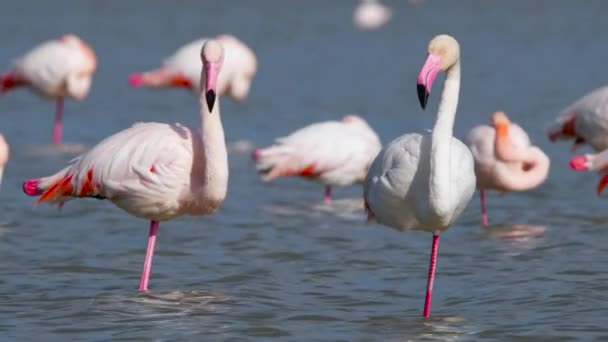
top-left (353, 0), bottom-right (392, 31)
top-left (253, 114), bottom-right (381, 204)
top-left (467, 111), bottom-right (550, 227)
top-left (129, 34), bottom-right (257, 103)
top-left (548, 86), bottom-right (608, 153)
top-left (0, 134), bottom-right (9, 188)
top-left (22, 40), bottom-right (229, 292)
top-left (1, 34), bottom-right (97, 145)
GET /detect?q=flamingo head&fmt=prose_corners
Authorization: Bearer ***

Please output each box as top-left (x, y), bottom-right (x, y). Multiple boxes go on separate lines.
top-left (492, 111), bottom-right (511, 139)
top-left (417, 34), bottom-right (460, 109)
top-left (201, 40), bottom-right (224, 112)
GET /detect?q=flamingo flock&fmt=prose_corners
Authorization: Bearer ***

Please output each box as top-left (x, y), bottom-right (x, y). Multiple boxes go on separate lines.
top-left (0, 25), bottom-right (606, 320)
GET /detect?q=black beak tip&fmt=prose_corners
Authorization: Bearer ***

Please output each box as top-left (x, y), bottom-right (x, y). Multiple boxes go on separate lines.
top-left (205, 90), bottom-right (216, 112)
top-left (417, 83), bottom-right (429, 110)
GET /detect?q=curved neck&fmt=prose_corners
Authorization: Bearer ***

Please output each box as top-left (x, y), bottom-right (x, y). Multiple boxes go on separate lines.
top-left (429, 62), bottom-right (460, 216)
top-left (198, 79), bottom-right (228, 199)
top-left (493, 148), bottom-right (550, 191)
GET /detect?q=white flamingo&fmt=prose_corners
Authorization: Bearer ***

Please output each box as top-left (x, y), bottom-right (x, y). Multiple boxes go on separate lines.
top-left (22, 40), bottom-right (229, 292)
top-left (252, 115), bottom-right (381, 204)
top-left (129, 34), bottom-right (257, 102)
top-left (1, 34), bottom-right (97, 144)
top-left (364, 35), bottom-right (475, 318)
top-left (0, 134), bottom-right (9, 187)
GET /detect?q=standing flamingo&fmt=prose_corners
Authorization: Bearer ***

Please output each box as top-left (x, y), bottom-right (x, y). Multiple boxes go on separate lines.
top-left (1, 34), bottom-right (97, 145)
top-left (364, 35), bottom-right (475, 317)
top-left (547, 86), bottom-right (608, 152)
top-left (129, 34), bottom-right (257, 102)
top-left (22, 40), bottom-right (229, 292)
top-left (466, 111), bottom-right (550, 227)
top-left (0, 135), bottom-right (9, 187)
top-left (252, 115), bottom-right (381, 204)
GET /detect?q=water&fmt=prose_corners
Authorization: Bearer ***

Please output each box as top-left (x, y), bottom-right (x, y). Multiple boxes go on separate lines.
top-left (1, 0), bottom-right (608, 340)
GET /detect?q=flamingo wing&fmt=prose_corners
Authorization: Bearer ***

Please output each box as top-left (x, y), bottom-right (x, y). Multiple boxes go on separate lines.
top-left (35, 122), bottom-right (195, 219)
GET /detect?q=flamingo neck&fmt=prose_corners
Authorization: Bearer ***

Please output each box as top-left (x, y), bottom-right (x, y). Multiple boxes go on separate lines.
top-left (430, 61), bottom-right (460, 219)
top-left (198, 85), bottom-right (228, 204)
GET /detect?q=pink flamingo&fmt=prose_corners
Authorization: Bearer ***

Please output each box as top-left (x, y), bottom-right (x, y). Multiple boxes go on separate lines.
top-left (548, 86), bottom-right (608, 152)
top-left (570, 149), bottom-right (608, 194)
top-left (252, 115), bottom-right (381, 204)
top-left (1, 34), bottom-right (97, 145)
top-left (22, 40), bottom-right (229, 292)
top-left (129, 34), bottom-right (257, 102)
top-left (466, 111), bottom-right (550, 227)
top-left (364, 35), bottom-right (476, 317)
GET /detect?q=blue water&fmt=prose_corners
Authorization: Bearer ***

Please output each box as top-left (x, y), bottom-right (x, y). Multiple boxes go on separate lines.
top-left (1, 0), bottom-right (608, 340)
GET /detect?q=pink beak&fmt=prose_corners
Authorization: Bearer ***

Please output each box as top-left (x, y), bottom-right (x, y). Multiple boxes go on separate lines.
top-left (416, 53), bottom-right (442, 109)
top-left (204, 61), bottom-right (220, 112)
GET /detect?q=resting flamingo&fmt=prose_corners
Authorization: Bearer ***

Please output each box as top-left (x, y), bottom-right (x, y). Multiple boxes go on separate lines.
top-left (364, 35), bottom-right (475, 318)
top-left (252, 115), bottom-right (381, 204)
top-left (547, 86), bottom-right (608, 152)
top-left (129, 34), bottom-right (257, 102)
top-left (22, 40), bottom-right (229, 292)
top-left (1, 34), bottom-right (97, 145)
top-left (466, 111), bottom-right (550, 227)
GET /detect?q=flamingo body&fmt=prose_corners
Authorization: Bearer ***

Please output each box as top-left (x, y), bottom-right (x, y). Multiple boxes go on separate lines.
top-left (23, 40), bottom-right (228, 291)
top-left (0, 135), bottom-right (9, 187)
top-left (366, 133), bottom-right (475, 231)
top-left (548, 86), bottom-right (608, 152)
top-left (353, 0), bottom-right (392, 31)
top-left (253, 115), bottom-right (381, 203)
top-left (129, 34), bottom-right (257, 102)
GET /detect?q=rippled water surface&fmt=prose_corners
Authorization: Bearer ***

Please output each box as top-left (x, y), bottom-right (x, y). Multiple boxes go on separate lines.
top-left (2, 0), bottom-right (608, 340)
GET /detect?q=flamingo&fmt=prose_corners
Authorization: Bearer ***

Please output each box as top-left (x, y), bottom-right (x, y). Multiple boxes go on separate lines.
top-left (466, 111), bottom-right (550, 227)
top-left (129, 34), bottom-right (257, 102)
top-left (570, 149), bottom-right (608, 194)
top-left (547, 86), bottom-right (608, 152)
top-left (364, 35), bottom-right (475, 318)
top-left (0, 135), bottom-right (9, 187)
top-left (22, 40), bottom-right (229, 292)
top-left (353, 0), bottom-right (392, 31)
top-left (1, 34), bottom-right (97, 145)
top-left (252, 115), bottom-right (381, 204)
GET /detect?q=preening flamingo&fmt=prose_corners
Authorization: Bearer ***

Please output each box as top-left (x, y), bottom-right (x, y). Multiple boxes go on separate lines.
top-left (0, 135), bottom-right (9, 187)
top-left (466, 111), bottom-right (550, 226)
top-left (129, 34), bottom-right (257, 102)
top-left (353, 0), bottom-right (392, 31)
top-left (22, 40), bottom-right (229, 292)
top-left (252, 115), bottom-right (381, 204)
top-left (364, 35), bottom-right (475, 318)
top-left (1, 34), bottom-right (97, 145)
top-left (547, 86), bottom-right (608, 152)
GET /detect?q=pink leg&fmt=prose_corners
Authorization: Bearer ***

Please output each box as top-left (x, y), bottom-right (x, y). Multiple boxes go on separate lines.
top-left (423, 234), bottom-right (440, 318)
top-left (139, 220), bottom-right (159, 292)
top-left (52, 97), bottom-right (64, 145)
top-left (324, 186), bottom-right (332, 205)
top-left (480, 190), bottom-right (488, 227)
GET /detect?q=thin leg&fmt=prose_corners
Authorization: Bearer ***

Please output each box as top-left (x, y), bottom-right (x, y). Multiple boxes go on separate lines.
top-left (52, 97), bottom-right (64, 145)
top-left (324, 186), bottom-right (332, 205)
top-left (480, 190), bottom-right (488, 227)
top-left (139, 220), bottom-right (159, 292)
top-left (423, 234), bottom-right (440, 318)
